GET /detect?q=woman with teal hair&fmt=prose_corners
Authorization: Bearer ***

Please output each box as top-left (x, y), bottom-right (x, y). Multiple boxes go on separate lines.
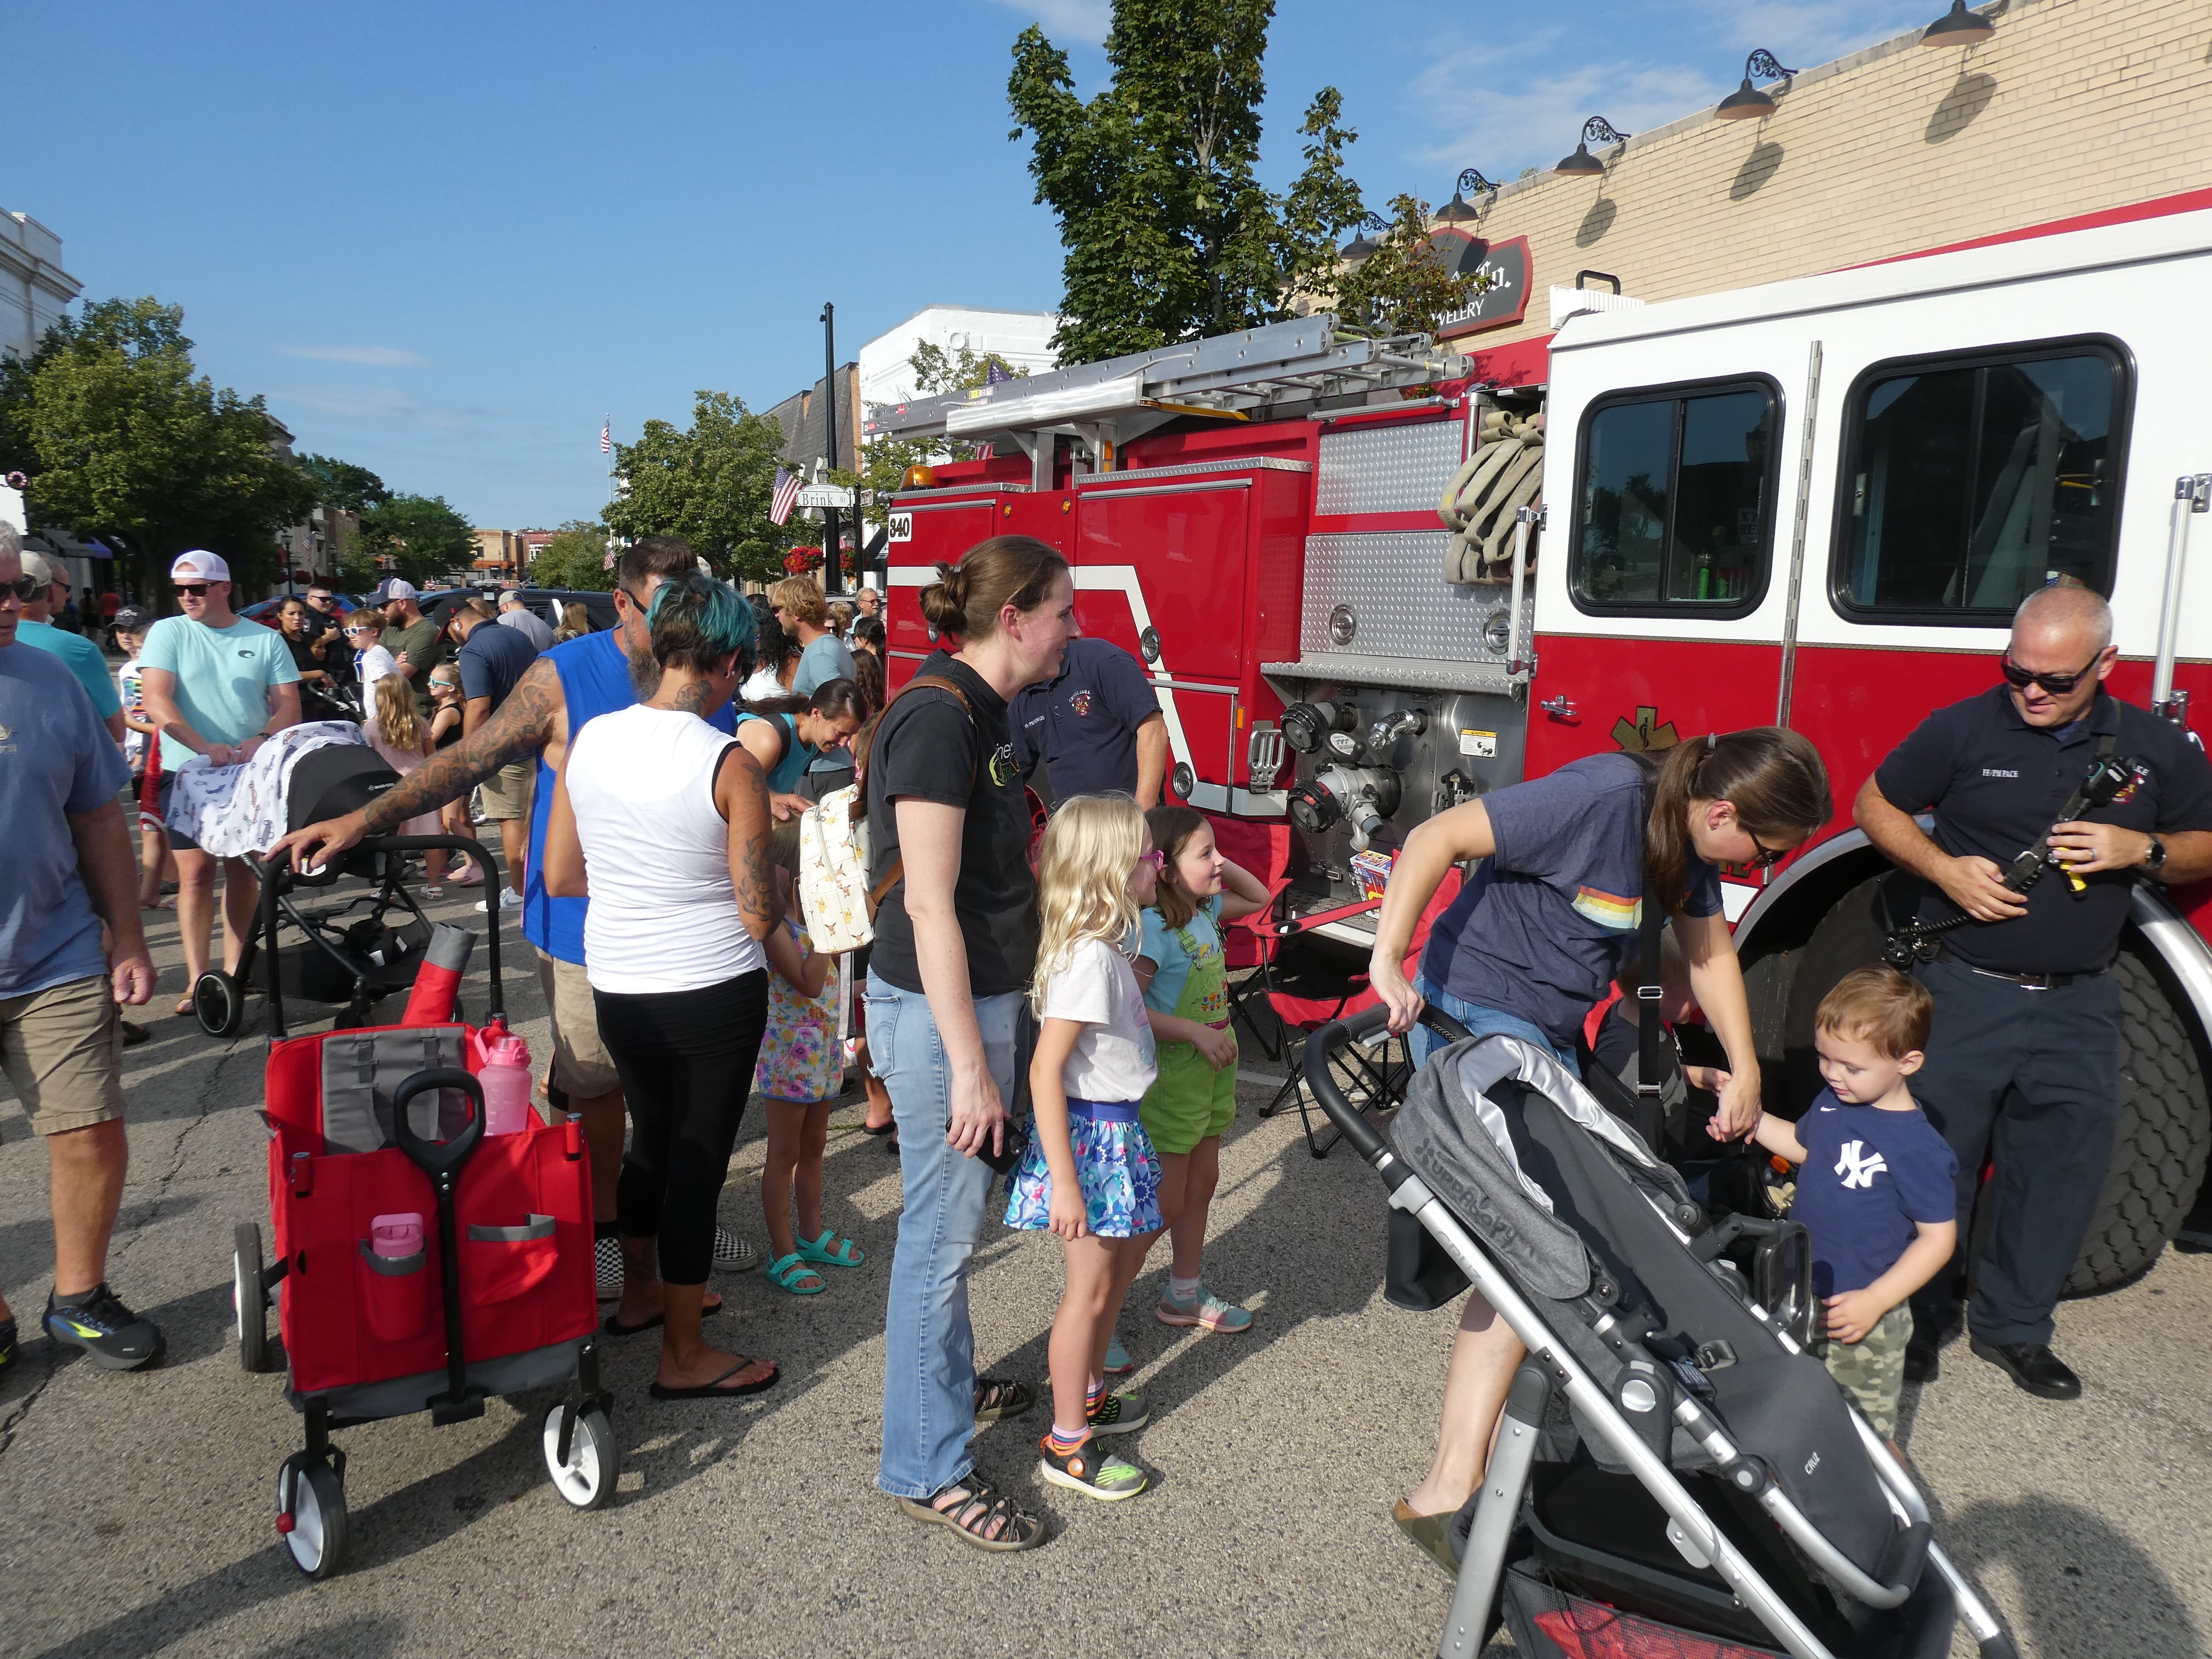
top-left (541, 572), bottom-right (787, 1400)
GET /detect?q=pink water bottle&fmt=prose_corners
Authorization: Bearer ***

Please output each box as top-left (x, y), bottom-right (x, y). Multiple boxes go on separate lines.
top-left (480, 1032), bottom-right (534, 1136)
top-left (370, 1214), bottom-right (423, 1258)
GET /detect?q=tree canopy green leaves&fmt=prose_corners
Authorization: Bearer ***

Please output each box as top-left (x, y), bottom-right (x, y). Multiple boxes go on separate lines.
top-left (527, 519), bottom-right (618, 591)
top-left (299, 453), bottom-right (391, 515)
top-left (359, 492), bottom-right (474, 587)
top-left (603, 390), bottom-right (793, 583)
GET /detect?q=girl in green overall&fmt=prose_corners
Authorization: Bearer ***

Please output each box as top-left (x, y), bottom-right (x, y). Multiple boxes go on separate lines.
top-left (1133, 806), bottom-right (1271, 1336)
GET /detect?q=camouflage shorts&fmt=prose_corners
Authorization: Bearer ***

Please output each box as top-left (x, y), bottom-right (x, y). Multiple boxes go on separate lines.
top-left (1823, 1302), bottom-right (1912, 1438)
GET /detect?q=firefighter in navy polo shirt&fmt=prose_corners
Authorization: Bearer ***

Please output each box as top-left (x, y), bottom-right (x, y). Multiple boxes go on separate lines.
top-left (1856, 585), bottom-right (2212, 1400)
top-left (1010, 636), bottom-right (1168, 807)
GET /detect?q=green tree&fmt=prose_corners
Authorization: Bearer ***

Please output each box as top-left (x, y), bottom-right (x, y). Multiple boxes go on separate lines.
top-left (860, 344), bottom-right (1028, 526)
top-left (1009, 2), bottom-right (1371, 364)
top-left (0, 297), bottom-right (316, 600)
top-left (359, 492), bottom-right (473, 587)
top-left (1329, 193), bottom-right (1480, 337)
top-left (527, 519), bottom-right (617, 591)
top-left (298, 453), bottom-right (390, 515)
top-left (603, 390), bottom-right (792, 583)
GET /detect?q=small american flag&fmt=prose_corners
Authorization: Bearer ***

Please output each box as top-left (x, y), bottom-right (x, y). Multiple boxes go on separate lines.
top-left (770, 465), bottom-right (802, 526)
top-left (600, 419), bottom-right (611, 455)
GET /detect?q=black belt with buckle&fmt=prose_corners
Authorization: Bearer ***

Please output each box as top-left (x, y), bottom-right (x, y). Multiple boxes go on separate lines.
top-left (1935, 942), bottom-right (2104, 990)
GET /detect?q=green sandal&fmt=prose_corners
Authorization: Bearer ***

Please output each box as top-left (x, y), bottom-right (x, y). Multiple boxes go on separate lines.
top-left (795, 1227), bottom-right (866, 1268)
top-left (764, 1253), bottom-right (827, 1296)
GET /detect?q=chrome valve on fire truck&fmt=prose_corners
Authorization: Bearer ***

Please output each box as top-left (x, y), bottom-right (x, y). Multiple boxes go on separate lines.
top-left (1365, 708), bottom-right (1429, 756)
top-left (1288, 765), bottom-right (1402, 853)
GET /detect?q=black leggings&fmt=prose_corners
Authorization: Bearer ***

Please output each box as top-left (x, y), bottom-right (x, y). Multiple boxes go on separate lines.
top-left (592, 971), bottom-right (770, 1285)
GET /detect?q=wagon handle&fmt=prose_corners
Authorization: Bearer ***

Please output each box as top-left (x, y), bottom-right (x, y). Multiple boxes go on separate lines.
top-left (393, 1065), bottom-right (488, 1421)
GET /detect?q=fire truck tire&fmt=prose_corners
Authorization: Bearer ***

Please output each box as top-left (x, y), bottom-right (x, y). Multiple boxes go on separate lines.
top-left (1785, 879), bottom-right (2210, 1295)
top-left (2066, 947), bottom-right (2211, 1295)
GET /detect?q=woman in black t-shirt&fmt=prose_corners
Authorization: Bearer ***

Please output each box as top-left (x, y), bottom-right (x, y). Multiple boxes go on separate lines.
top-left (865, 535), bottom-right (1079, 1555)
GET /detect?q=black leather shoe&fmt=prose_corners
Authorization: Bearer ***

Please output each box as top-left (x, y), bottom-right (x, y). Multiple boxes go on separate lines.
top-left (1903, 1338), bottom-right (1939, 1384)
top-left (1969, 1338), bottom-right (2081, 1400)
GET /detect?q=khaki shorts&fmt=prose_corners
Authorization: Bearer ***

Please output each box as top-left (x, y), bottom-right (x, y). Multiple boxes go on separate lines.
top-left (478, 757), bottom-right (535, 823)
top-left (0, 975), bottom-right (126, 1137)
top-left (534, 948), bottom-right (621, 1098)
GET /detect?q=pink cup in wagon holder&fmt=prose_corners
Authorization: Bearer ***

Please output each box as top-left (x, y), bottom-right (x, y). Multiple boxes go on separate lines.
top-left (370, 1214), bottom-right (424, 1259)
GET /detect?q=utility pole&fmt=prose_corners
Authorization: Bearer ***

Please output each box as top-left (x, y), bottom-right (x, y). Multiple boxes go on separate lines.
top-left (820, 301), bottom-right (842, 595)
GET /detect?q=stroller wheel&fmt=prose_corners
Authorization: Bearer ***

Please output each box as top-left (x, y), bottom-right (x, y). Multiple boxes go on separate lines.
top-left (279, 1459), bottom-right (347, 1578)
top-left (233, 1221), bottom-right (270, 1373)
top-left (542, 1403), bottom-right (619, 1511)
top-left (194, 970), bottom-right (245, 1039)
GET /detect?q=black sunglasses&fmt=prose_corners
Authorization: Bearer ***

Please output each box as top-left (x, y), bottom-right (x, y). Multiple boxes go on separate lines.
top-left (2000, 649), bottom-right (2102, 696)
top-left (3, 573), bottom-right (42, 602)
top-left (174, 583), bottom-right (213, 597)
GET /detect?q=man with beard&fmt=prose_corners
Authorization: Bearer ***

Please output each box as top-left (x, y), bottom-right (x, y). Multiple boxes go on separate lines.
top-left (275, 538), bottom-right (761, 1295)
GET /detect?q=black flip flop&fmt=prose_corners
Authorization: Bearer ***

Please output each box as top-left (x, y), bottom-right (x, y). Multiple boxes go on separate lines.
top-left (603, 1298), bottom-right (724, 1336)
top-left (649, 1358), bottom-right (779, 1400)
top-left (863, 1121), bottom-right (895, 1137)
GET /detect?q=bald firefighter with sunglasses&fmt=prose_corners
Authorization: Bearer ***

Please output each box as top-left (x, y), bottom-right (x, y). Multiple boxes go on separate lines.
top-left (1856, 585), bottom-right (2212, 1402)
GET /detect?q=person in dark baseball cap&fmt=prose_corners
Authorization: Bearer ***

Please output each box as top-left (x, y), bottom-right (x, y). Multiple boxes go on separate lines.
top-left (111, 605), bottom-right (154, 634)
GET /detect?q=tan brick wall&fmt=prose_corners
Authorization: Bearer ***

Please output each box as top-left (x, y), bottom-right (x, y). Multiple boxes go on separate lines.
top-left (1446, 0), bottom-right (2212, 353)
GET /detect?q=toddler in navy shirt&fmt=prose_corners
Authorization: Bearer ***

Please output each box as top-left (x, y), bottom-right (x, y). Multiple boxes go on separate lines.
top-left (1751, 967), bottom-right (1958, 1439)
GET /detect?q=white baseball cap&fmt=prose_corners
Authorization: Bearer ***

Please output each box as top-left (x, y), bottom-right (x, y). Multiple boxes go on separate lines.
top-left (375, 578), bottom-right (418, 603)
top-left (20, 549), bottom-right (64, 587)
top-left (170, 550), bottom-right (231, 583)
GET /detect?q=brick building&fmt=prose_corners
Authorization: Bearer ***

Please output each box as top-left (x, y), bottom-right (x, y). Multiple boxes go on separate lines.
top-left (1403, 0), bottom-right (2209, 373)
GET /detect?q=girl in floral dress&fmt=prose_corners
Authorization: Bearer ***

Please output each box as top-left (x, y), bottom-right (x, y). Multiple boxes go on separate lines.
top-left (756, 818), bottom-right (866, 1294)
top-left (1002, 794), bottom-right (1164, 1503)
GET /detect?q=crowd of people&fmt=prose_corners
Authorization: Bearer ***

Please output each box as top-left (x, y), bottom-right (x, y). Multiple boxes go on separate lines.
top-left (3, 517), bottom-right (2208, 1576)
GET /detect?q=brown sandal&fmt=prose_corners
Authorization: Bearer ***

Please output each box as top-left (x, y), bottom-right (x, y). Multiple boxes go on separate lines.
top-left (897, 1477), bottom-right (1047, 1552)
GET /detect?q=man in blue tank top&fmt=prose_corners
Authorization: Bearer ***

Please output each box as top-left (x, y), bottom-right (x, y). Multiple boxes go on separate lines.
top-left (276, 538), bottom-right (753, 1293)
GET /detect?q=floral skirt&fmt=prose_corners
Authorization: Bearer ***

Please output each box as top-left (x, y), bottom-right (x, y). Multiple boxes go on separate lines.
top-left (1003, 1098), bottom-right (1164, 1239)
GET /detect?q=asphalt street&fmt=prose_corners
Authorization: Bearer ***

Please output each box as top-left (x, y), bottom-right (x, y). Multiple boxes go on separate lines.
top-left (2, 879), bottom-right (2207, 1659)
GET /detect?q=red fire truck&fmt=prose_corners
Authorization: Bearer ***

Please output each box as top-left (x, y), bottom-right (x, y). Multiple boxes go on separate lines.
top-left (870, 189), bottom-right (2212, 1293)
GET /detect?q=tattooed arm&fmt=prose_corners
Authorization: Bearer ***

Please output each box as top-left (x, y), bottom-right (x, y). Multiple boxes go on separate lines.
top-left (273, 655), bottom-right (565, 871)
top-left (716, 744), bottom-right (780, 941)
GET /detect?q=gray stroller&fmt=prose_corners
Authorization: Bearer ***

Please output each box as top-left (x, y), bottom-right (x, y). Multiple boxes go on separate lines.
top-left (1306, 1006), bottom-right (2017, 1659)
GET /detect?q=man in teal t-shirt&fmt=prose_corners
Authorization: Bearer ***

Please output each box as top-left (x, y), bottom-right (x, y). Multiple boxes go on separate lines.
top-left (14, 549), bottom-right (124, 743)
top-left (138, 550), bottom-right (300, 1014)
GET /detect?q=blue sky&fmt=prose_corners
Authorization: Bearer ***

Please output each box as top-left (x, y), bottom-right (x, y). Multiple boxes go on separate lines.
top-left (14, 0), bottom-right (1933, 528)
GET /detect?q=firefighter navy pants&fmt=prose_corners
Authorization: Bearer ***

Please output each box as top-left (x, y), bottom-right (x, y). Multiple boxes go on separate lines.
top-left (1907, 955), bottom-right (2121, 1348)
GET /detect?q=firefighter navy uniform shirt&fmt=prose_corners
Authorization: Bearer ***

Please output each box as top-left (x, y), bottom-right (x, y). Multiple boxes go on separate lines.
top-left (1419, 752), bottom-right (1724, 1049)
top-left (1789, 1089), bottom-right (1957, 1298)
top-left (1873, 687), bottom-right (2212, 975)
top-left (865, 650), bottom-right (1039, 997)
top-left (1010, 637), bottom-right (1163, 804)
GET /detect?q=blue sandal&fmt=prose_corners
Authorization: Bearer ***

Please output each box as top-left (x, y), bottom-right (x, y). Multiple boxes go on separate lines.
top-left (764, 1254), bottom-right (827, 1295)
top-left (795, 1228), bottom-right (866, 1268)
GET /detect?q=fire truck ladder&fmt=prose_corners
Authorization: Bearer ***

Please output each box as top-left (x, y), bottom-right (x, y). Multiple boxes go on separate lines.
top-left (864, 315), bottom-right (1470, 488)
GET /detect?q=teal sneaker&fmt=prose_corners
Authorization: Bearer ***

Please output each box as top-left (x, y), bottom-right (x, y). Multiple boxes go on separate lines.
top-left (1039, 1432), bottom-right (1148, 1502)
top-left (1103, 1336), bottom-right (1135, 1375)
top-left (43, 1284), bottom-right (165, 1371)
top-left (1157, 1282), bottom-right (1252, 1333)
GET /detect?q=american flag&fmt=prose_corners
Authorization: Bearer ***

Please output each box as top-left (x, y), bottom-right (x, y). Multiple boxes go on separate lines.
top-left (770, 465), bottom-right (802, 526)
top-left (600, 419), bottom-right (611, 454)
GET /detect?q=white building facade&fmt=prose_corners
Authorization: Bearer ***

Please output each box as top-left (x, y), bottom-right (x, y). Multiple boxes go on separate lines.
top-left (1, 209), bottom-right (80, 361)
top-left (856, 304), bottom-right (1058, 411)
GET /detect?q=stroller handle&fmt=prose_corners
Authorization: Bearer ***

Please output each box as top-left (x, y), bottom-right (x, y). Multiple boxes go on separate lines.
top-left (1303, 1003), bottom-right (1471, 1168)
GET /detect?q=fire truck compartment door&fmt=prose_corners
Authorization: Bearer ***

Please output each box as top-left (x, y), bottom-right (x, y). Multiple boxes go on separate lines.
top-left (1076, 479), bottom-right (1250, 680)
top-left (887, 499), bottom-right (1002, 654)
top-left (1152, 681), bottom-right (1239, 813)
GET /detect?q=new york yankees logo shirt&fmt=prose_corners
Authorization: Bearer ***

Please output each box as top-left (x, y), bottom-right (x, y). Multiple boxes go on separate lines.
top-left (1789, 1089), bottom-right (1958, 1298)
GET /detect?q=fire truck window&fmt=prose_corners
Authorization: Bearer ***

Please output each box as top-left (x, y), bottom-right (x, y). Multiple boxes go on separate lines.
top-left (1574, 383), bottom-right (1774, 614)
top-left (1840, 349), bottom-right (2120, 618)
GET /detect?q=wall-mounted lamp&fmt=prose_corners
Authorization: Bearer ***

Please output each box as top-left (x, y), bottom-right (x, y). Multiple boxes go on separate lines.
top-left (1338, 211), bottom-right (1387, 262)
top-left (1436, 167), bottom-right (1497, 223)
top-left (1555, 117), bottom-right (1631, 177)
top-left (1714, 50), bottom-right (1800, 120)
top-left (1920, 0), bottom-right (1994, 46)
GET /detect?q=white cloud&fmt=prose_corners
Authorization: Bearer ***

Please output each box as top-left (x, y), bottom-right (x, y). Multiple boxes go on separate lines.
top-left (281, 345), bottom-right (428, 366)
top-left (983, 0), bottom-right (1110, 46)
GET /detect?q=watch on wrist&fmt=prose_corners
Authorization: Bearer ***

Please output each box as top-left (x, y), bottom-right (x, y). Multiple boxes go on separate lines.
top-left (2144, 835), bottom-right (2168, 872)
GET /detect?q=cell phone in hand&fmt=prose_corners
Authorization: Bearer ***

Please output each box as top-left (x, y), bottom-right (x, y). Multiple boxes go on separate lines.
top-left (979, 1119), bottom-right (1030, 1175)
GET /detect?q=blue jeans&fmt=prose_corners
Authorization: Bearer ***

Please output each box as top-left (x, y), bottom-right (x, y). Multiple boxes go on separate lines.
top-left (865, 972), bottom-right (1024, 1500)
top-left (1407, 975), bottom-right (1577, 1071)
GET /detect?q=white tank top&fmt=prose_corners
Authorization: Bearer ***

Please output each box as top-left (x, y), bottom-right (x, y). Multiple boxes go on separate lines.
top-left (563, 703), bottom-right (767, 994)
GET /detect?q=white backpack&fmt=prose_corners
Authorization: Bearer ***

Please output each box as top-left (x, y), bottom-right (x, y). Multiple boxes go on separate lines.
top-left (799, 784), bottom-right (873, 953)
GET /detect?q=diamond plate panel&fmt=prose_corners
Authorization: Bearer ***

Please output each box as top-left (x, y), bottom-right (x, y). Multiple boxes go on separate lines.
top-left (1298, 532), bottom-right (1533, 664)
top-left (1314, 420), bottom-right (1464, 515)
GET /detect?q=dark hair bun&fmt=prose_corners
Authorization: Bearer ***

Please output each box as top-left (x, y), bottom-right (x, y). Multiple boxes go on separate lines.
top-left (919, 562), bottom-right (969, 636)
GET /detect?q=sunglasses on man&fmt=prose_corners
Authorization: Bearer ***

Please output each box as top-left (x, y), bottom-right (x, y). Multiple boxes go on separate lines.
top-left (2000, 649), bottom-right (2102, 696)
top-left (3, 574), bottom-right (45, 602)
top-left (175, 583), bottom-right (215, 597)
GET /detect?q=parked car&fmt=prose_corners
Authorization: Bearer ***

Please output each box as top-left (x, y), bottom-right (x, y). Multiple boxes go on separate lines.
top-left (420, 586), bottom-right (618, 635)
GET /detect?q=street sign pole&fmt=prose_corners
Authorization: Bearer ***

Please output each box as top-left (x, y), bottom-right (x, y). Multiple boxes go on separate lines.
top-left (820, 301), bottom-right (841, 595)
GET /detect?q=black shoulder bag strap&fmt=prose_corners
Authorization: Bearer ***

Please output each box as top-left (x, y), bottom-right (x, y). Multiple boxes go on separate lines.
top-left (1634, 757), bottom-right (1666, 1128)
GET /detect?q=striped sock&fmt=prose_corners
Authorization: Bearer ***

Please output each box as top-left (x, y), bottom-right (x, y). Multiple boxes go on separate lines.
top-left (1086, 1377), bottom-right (1106, 1409)
top-left (1045, 1423), bottom-right (1090, 1455)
